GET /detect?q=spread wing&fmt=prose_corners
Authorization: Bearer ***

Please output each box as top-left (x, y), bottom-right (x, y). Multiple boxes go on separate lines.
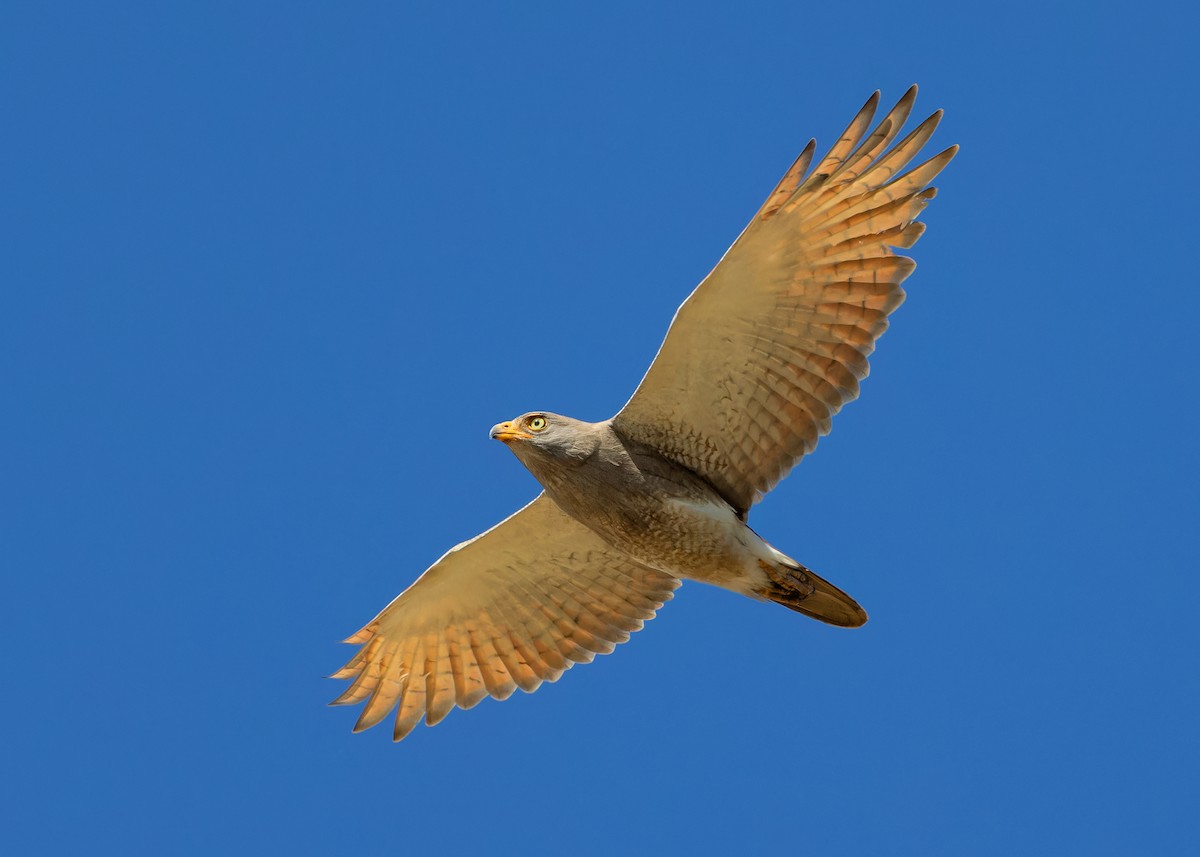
top-left (612, 86), bottom-right (957, 514)
top-left (330, 494), bottom-right (680, 741)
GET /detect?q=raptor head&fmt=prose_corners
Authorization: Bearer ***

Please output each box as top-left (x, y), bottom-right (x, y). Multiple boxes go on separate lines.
top-left (490, 412), bottom-right (601, 467)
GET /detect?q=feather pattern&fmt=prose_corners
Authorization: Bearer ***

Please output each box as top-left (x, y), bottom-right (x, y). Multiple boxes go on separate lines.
top-left (331, 494), bottom-right (679, 740)
top-left (613, 87), bottom-right (957, 513)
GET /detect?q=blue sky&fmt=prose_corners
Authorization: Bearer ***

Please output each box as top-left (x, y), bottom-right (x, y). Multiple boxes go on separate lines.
top-left (3, 2), bottom-right (1197, 854)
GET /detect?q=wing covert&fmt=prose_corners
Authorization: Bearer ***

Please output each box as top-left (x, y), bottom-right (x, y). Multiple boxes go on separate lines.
top-left (330, 494), bottom-right (679, 741)
top-left (612, 86), bottom-right (956, 514)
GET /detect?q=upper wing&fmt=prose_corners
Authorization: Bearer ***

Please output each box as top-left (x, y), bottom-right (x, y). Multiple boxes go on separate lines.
top-left (612, 87), bottom-right (957, 514)
top-left (330, 494), bottom-right (680, 741)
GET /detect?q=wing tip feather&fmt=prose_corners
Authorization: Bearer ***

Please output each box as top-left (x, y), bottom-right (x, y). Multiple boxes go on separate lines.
top-left (343, 626), bottom-right (374, 645)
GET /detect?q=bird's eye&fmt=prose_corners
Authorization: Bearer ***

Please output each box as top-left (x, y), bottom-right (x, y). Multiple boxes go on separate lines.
top-left (528, 416), bottom-right (547, 432)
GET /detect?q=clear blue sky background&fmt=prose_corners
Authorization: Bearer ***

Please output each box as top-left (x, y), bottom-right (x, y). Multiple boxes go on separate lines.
top-left (3, 2), bottom-right (1196, 855)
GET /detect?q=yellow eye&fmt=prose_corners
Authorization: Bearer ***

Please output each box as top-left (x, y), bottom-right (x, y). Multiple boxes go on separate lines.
top-left (528, 416), bottom-right (547, 432)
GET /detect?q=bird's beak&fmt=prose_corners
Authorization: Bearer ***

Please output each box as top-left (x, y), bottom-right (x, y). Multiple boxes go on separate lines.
top-left (490, 420), bottom-right (531, 442)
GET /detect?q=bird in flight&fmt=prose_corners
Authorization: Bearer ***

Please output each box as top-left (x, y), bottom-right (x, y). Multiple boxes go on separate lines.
top-left (331, 86), bottom-right (956, 741)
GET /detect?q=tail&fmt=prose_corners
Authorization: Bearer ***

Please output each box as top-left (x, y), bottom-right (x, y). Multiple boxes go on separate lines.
top-left (756, 559), bottom-right (867, 628)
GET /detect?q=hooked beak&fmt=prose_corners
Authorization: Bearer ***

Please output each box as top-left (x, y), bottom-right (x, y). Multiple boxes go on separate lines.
top-left (489, 420), bottom-right (531, 442)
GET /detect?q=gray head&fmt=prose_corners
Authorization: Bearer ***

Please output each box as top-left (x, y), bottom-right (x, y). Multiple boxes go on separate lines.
top-left (489, 411), bottom-right (603, 473)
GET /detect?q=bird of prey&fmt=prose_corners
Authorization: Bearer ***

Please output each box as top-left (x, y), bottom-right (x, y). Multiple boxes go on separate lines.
top-left (331, 86), bottom-right (956, 741)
